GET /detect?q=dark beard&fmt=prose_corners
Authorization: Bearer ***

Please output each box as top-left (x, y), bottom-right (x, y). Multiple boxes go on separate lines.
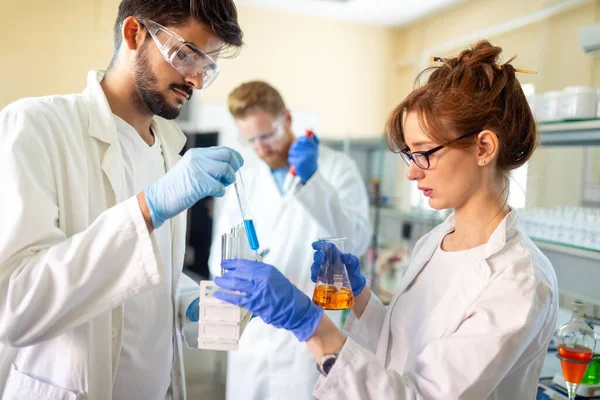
top-left (132, 43), bottom-right (193, 120)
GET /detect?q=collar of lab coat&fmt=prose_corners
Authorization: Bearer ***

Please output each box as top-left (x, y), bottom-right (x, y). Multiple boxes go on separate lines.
top-left (376, 209), bottom-right (520, 362)
top-left (443, 209), bottom-right (518, 259)
top-left (83, 70), bottom-right (186, 153)
top-left (83, 70), bottom-right (186, 202)
top-left (398, 209), bottom-right (519, 298)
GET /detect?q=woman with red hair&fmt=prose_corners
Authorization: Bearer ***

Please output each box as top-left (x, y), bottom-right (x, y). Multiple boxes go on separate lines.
top-left (215, 40), bottom-right (558, 400)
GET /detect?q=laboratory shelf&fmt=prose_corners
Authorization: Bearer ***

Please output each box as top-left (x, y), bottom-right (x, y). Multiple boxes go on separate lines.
top-left (538, 119), bottom-right (600, 147)
top-left (321, 137), bottom-right (383, 151)
top-left (323, 120), bottom-right (600, 149)
top-left (369, 207), bottom-right (600, 261)
top-left (532, 238), bottom-right (600, 262)
top-left (369, 206), bottom-right (445, 225)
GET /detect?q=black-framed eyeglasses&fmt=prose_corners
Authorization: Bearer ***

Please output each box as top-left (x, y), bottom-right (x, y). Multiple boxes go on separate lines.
top-left (400, 130), bottom-right (481, 170)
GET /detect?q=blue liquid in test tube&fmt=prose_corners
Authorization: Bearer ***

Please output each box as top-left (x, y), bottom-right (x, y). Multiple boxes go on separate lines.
top-left (234, 171), bottom-right (260, 251)
top-left (244, 219), bottom-right (260, 251)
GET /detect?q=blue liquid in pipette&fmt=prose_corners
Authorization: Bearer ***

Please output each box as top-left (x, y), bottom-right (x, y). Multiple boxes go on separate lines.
top-left (244, 220), bottom-right (260, 251)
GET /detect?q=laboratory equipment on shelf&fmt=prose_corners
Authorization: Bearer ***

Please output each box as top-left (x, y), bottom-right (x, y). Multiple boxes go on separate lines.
top-left (521, 206), bottom-right (600, 251)
top-left (554, 301), bottom-right (598, 399)
top-left (197, 223), bottom-right (260, 351)
top-left (312, 237), bottom-right (354, 310)
top-left (234, 170), bottom-right (259, 251)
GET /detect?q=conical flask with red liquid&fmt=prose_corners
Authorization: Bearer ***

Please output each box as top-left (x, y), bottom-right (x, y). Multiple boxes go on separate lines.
top-left (555, 300), bottom-right (597, 400)
top-left (312, 237), bottom-right (354, 310)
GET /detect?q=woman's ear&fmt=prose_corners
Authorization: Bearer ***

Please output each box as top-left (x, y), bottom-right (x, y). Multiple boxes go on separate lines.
top-left (476, 130), bottom-right (499, 166)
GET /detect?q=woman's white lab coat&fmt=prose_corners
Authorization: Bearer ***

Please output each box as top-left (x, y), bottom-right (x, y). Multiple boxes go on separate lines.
top-left (0, 70), bottom-right (199, 400)
top-left (208, 146), bottom-right (372, 400)
top-left (312, 212), bottom-right (558, 400)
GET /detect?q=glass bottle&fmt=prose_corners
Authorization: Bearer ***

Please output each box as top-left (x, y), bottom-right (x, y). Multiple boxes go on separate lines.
top-left (555, 300), bottom-right (597, 399)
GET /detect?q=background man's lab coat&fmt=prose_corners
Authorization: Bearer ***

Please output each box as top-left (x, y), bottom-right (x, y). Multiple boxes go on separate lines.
top-left (208, 145), bottom-right (372, 400)
top-left (0, 71), bottom-right (199, 400)
top-left (311, 212), bottom-right (559, 400)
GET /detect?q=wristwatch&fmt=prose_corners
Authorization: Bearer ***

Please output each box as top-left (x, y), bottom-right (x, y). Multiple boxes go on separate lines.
top-left (316, 353), bottom-right (339, 376)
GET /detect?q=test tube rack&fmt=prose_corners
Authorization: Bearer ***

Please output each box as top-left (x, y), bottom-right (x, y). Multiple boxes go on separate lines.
top-left (197, 222), bottom-right (260, 351)
top-left (197, 281), bottom-right (252, 351)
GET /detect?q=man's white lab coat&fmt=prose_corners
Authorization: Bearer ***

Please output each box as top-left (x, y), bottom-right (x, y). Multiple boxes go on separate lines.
top-left (0, 70), bottom-right (198, 400)
top-left (208, 145), bottom-right (372, 400)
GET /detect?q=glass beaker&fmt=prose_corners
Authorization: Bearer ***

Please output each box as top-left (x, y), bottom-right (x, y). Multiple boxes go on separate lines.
top-left (312, 237), bottom-right (354, 310)
top-left (555, 301), bottom-right (597, 399)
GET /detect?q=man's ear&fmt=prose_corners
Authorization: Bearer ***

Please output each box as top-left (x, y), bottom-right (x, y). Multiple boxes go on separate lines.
top-left (121, 16), bottom-right (146, 51)
top-left (283, 109), bottom-right (292, 127)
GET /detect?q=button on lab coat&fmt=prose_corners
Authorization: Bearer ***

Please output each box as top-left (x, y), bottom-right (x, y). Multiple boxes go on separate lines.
top-left (208, 146), bottom-right (372, 400)
top-left (0, 70), bottom-right (199, 399)
top-left (313, 211), bottom-right (558, 400)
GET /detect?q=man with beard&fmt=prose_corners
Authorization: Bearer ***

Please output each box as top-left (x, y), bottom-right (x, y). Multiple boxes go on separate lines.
top-left (208, 81), bottom-right (372, 400)
top-left (0, 1), bottom-right (243, 399)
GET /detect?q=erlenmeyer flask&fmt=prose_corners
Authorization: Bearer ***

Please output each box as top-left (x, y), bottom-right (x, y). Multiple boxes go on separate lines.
top-left (312, 237), bottom-right (354, 310)
top-left (555, 300), bottom-right (597, 400)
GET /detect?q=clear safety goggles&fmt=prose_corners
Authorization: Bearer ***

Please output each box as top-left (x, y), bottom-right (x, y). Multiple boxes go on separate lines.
top-left (139, 19), bottom-right (220, 89)
top-left (243, 117), bottom-right (285, 149)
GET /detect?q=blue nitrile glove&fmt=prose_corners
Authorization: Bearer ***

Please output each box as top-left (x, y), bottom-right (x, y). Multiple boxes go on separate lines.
top-left (186, 297), bottom-right (199, 322)
top-left (213, 259), bottom-right (324, 342)
top-left (311, 241), bottom-right (366, 297)
top-left (288, 135), bottom-right (319, 184)
top-left (145, 147), bottom-right (243, 229)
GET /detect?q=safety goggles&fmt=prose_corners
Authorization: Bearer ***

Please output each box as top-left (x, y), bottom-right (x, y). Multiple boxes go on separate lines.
top-left (243, 117), bottom-right (285, 149)
top-left (139, 19), bottom-right (220, 89)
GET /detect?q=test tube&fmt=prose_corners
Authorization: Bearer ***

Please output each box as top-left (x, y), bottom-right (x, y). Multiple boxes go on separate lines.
top-left (234, 171), bottom-right (260, 251)
top-left (221, 233), bottom-right (231, 276)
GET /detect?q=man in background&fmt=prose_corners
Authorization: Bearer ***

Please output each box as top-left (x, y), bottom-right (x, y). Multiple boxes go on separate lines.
top-left (209, 81), bottom-right (372, 400)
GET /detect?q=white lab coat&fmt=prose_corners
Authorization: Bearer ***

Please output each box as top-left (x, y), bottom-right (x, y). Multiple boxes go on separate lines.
top-left (312, 211), bottom-right (559, 400)
top-left (208, 146), bottom-right (372, 400)
top-left (0, 70), bottom-right (199, 400)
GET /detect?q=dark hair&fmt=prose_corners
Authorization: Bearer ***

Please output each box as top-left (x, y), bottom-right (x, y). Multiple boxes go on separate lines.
top-left (385, 40), bottom-right (537, 174)
top-left (112, 0), bottom-right (243, 57)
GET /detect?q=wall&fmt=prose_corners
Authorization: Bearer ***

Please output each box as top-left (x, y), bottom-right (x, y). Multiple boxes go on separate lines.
top-left (0, 0), bottom-right (111, 107)
top-left (385, 0), bottom-right (600, 211)
top-left (2, 0), bottom-right (599, 307)
top-left (381, 0), bottom-right (600, 312)
top-left (0, 0), bottom-right (394, 139)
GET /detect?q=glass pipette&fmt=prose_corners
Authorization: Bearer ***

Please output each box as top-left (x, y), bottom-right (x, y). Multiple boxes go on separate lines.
top-left (234, 170), bottom-right (260, 251)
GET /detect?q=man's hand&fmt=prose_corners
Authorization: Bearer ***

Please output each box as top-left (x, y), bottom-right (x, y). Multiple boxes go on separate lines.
top-left (288, 135), bottom-right (319, 184)
top-left (141, 146), bottom-right (243, 230)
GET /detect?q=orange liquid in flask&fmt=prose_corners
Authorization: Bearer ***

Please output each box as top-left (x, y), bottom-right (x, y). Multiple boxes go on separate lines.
top-left (558, 344), bottom-right (594, 384)
top-left (312, 285), bottom-right (354, 310)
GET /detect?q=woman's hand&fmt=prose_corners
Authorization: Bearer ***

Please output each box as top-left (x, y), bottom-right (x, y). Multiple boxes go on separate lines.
top-left (311, 241), bottom-right (367, 296)
top-left (214, 259), bottom-right (323, 341)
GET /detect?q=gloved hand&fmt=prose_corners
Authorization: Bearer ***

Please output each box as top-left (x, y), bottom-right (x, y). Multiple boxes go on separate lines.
top-left (311, 241), bottom-right (366, 297)
top-left (214, 259), bottom-right (324, 342)
top-left (145, 146), bottom-right (243, 228)
top-left (186, 298), bottom-right (199, 322)
top-left (288, 134), bottom-right (319, 184)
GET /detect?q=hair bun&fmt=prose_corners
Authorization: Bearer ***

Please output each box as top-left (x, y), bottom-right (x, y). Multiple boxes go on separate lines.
top-left (457, 40), bottom-right (503, 69)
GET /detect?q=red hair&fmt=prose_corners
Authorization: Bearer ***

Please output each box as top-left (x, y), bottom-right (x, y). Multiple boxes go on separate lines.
top-left (386, 40), bottom-right (537, 173)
